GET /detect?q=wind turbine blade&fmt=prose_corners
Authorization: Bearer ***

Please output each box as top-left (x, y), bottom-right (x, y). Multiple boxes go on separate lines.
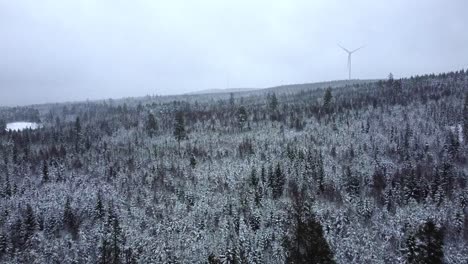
top-left (337, 43), bottom-right (350, 53)
top-left (350, 45), bottom-right (365, 53)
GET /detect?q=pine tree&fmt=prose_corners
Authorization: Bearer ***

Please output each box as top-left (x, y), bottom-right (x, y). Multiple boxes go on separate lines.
top-left (286, 214), bottom-right (335, 264)
top-left (406, 221), bottom-right (444, 264)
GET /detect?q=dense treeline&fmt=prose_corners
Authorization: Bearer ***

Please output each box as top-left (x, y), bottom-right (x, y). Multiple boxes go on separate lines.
top-left (0, 70), bottom-right (467, 263)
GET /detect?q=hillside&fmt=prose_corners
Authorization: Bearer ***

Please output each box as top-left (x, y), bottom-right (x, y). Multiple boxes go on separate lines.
top-left (185, 80), bottom-right (376, 96)
top-left (186, 88), bottom-right (259, 95)
top-left (0, 70), bottom-right (467, 263)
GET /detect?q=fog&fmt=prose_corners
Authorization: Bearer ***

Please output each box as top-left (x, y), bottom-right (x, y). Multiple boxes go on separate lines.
top-left (1, 0), bottom-right (467, 106)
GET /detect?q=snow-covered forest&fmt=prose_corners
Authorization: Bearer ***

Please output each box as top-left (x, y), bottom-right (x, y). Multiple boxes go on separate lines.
top-left (0, 70), bottom-right (467, 263)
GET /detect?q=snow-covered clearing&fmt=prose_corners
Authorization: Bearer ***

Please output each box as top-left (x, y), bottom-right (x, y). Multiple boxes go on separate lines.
top-left (6, 122), bottom-right (39, 131)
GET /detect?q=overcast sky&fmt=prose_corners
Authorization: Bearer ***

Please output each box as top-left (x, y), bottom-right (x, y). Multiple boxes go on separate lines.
top-left (1, 0), bottom-right (467, 106)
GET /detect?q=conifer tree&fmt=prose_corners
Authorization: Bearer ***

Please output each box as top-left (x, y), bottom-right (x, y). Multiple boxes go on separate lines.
top-left (4, 174), bottom-right (11, 198)
top-left (315, 152), bottom-right (325, 193)
top-left (463, 93), bottom-right (468, 144)
top-left (237, 106), bottom-right (248, 130)
top-left (101, 207), bottom-right (124, 264)
top-left (268, 93), bottom-right (279, 121)
top-left (63, 197), bottom-right (79, 239)
top-left (23, 204), bottom-right (36, 241)
top-left (388, 73), bottom-right (394, 86)
top-left (190, 156), bottom-right (197, 168)
top-left (269, 93), bottom-right (278, 111)
top-left (95, 191), bottom-right (105, 220)
top-left (0, 119), bottom-right (5, 134)
top-left (272, 163), bottom-right (285, 199)
top-left (249, 167), bottom-right (258, 188)
top-left (74, 116), bottom-right (82, 153)
top-left (0, 232), bottom-right (6, 257)
top-left (229, 93), bottom-right (235, 106)
top-left (405, 221), bottom-right (444, 264)
top-left (286, 213), bottom-right (335, 264)
top-left (173, 111), bottom-right (187, 150)
top-left (98, 237), bottom-right (111, 264)
top-left (145, 113), bottom-right (158, 137)
top-left (323, 87), bottom-right (333, 109)
top-left (42, 160), bottom-right (49, 183)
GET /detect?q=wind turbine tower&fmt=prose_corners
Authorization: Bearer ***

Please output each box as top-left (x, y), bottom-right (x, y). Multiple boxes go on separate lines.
top-left (338, 44), bottom-right (364, 80)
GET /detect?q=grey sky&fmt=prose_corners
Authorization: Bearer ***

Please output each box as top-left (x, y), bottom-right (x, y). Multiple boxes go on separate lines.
top-left (1, 0), bottom-right (467, 106)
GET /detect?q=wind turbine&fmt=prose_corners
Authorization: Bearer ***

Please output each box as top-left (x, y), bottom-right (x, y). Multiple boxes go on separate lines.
top-left (338, 44), bottom-right (364, 80)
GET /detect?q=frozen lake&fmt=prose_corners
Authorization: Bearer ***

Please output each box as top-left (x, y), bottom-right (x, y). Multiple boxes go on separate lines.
top-left (6, 122), bottom-right (39, 131)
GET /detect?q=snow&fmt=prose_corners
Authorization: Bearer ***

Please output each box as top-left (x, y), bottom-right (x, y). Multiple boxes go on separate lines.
top-left (449, 124), bottom-right (464, 143)
top-left (6, 122), bottom-right (39, 131)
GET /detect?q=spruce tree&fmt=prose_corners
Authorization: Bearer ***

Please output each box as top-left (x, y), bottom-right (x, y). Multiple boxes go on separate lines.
top-left (145, 113), bottom-right (158, 137)
top-left (74, 116), bottom-right (82, 153)
top-left (249, 167), bottom-right (258, 188)
top-left (286, 214), bottom-right (335, 264)
top-left (0, 119), bottom-right (5, 134)
top-left (406, 220), bottom-right (444, 264)
top-left (269, 93), bottom-right (278, 111)
top-left (315, 152), bottom-right (325, 193)
top-left (272, 163), bottom-right (285, 199)
top-left (98, 237), bottom-right (111, 264)
top-left (173, 111), bottom-right (187, 150)
top-left (0, 232), bottom-right (6, 257)
top-left (237, 106), bottom-right (248, 130)
top-left (4, 174), bottom-right (11, 198)
top-left (463, 93), bottom-right (468, 144)
top-left (103, 207), bottom-right (124, 264)
top-left (190, 156), bottom-right (197, 168)
top-left (95, 191), bottom-right (105, 220)
top-left (63, 197), bottom-right (79, 239)
top-left (229, 93), bottom-right (235, 106)
top-left (323, 87), bottom-right (333, 109)
top-left (10, 218), bottom-right (24, 252)
top-left (23, 204), bottom-right (36, 241)
top-left (388, 73), bottom-right (394, 86)
top-left (42, 160), bottom-right (49, 183)
top-left (111, 215), bottom-right (122, 264)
